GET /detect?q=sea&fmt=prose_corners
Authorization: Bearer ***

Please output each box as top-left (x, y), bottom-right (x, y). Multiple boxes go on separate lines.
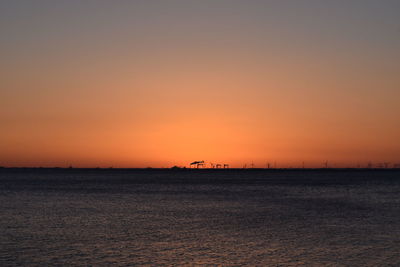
top-left (0, 168), bottom-right (399, 266)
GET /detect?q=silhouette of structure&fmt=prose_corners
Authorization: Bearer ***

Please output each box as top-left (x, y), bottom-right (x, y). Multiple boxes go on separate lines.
top-left (384, 162), bottom-right (390, 169)
top-left (223, 164), bottom-right (229, 169)
top-left (324, 161), bottom-right (329, 168)
top-left (375, 162), bottom-right (393, 169)
top-left (190, 161), bottom-right (205, 168)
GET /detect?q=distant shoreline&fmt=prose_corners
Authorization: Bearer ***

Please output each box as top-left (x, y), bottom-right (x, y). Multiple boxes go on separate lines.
top-left (0, 167), bottom-right (399, 171)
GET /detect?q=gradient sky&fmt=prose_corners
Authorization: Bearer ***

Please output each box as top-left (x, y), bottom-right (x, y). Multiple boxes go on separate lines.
top-left (1, 0), bottom-right (399, 168)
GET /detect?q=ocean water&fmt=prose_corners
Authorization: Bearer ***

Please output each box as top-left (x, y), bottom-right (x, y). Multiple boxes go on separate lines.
top-left (0, 169), bottom-right (399, 266)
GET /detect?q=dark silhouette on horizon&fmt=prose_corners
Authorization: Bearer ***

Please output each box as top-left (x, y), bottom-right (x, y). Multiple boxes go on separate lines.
top-left (190, 161), bottom-right (205, 168)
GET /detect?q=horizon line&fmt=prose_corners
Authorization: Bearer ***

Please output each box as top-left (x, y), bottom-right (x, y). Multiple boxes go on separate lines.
top-left (1, 166), bottom-right (399, 170)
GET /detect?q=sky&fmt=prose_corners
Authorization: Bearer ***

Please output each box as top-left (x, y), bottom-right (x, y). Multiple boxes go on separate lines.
top-left (1, 0), bottom-right (399, 168)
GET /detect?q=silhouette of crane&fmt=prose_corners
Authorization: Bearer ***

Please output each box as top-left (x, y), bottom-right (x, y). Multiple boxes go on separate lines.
top-left (190, 160), bottom-right (205, 168)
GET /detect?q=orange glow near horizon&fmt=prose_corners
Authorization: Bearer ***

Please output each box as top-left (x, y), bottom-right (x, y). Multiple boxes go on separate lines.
top-left (1, 2), bottom-right (399, 168)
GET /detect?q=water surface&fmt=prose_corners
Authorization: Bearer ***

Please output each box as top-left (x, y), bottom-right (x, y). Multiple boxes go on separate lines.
top-left (1, 169), bottom-right (399, 266)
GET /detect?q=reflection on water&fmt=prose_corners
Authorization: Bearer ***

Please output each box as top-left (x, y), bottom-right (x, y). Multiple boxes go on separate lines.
top-left (1, 169), bottom-right (399, 266)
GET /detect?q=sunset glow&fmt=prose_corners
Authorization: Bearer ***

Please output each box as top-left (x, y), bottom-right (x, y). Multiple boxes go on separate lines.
top-left (1, 1), bottom-right (399, 168)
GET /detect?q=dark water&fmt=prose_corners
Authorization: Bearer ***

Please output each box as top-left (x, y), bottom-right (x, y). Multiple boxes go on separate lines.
top-left (1, 169), bottom-right (399, 266)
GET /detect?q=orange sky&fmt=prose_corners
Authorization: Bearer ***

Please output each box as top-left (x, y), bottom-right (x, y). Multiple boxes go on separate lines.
top-left (1, 1), bottom-right (399, 168)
